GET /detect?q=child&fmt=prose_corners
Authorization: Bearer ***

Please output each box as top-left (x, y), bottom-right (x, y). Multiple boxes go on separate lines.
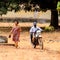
top-left (9, 20), bottom-right (21, 48)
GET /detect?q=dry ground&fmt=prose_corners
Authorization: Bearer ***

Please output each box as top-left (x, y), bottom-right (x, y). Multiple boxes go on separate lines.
top-left (0, 31), bottom-right (60, 60)
top-left (0, 22), bottom-right (49, 27)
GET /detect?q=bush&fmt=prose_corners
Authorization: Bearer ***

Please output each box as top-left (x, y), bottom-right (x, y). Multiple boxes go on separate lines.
top-left (44, 26), bottom-right (55, 32)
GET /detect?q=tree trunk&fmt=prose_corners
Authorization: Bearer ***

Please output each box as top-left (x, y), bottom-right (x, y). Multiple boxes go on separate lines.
top-left (50, 9), bottom-right (58, 29)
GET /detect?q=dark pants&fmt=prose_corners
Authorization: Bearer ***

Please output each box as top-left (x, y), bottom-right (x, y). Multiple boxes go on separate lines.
top-left (30, 33), bottom-right (33, 44)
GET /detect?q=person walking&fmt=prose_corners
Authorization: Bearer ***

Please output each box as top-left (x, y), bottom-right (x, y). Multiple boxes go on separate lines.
top-left (9, 20), bottom-right (21, 48)
top-left (30, 22), bottom-right (42, 48)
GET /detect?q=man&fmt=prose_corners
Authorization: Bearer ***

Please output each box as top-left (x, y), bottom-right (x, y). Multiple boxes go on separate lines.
top-left (30, 22), bottom-right (42, 48)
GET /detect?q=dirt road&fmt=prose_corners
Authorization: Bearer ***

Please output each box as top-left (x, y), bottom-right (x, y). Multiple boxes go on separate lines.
top-left (0, 32), bottom-right (60, 60)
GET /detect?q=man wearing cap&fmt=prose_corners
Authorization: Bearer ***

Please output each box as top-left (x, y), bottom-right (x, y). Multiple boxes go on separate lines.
top-left (30, 22), bottom-right (42, 48)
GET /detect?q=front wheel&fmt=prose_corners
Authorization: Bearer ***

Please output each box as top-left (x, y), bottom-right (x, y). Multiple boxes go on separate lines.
top-left (38, 37), bottom-right (43, 50)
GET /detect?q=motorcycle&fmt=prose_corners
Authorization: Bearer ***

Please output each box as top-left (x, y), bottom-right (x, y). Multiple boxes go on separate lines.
top-left (31, 29), bottom-right (43, 49)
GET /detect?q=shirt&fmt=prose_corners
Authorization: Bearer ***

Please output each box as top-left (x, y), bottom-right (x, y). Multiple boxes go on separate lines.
top-left (30, 26), bottom-right (42, 33)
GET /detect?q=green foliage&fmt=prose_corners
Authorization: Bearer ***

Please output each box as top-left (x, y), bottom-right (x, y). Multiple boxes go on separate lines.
top-left (8, 3), bottom-right (20, 12)
top-left (24, 4), bottom-right (32, 12)
top-left (57, 1), bottom-right (60, 10)
top-left (0, 0), bottom-right (58, 15)
top-left (44, 26), bottom-right (55, 32)
top-left (0, 7), bottom-right (7, 15)
top-left (0, 0), bottom-right (20, 15)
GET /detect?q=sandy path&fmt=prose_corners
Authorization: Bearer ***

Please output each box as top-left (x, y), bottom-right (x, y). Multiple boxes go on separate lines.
top-left (0, 32), bottom-right (60, 60)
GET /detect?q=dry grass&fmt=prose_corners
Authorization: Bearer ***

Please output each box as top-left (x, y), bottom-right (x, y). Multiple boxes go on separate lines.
top-left (0, 22), bottom-right (49, 27)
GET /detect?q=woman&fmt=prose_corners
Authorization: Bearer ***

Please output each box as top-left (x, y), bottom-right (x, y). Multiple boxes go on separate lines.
top-left (9, 20), bottom-right (21, 48)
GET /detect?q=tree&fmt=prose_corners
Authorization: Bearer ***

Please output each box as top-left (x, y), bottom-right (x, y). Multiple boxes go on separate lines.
top-left (30, 0), bottom-right (59, 29)
top-left (0, 0), bottom-right (59, 28)
top-left (0, 0), bottom-right (20, 15)
top-left (22, 0), bottom-right (59, 28)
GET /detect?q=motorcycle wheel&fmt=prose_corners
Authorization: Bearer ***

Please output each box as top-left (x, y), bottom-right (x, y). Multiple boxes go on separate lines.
top-left (38, 37), bottom-right (43, 50)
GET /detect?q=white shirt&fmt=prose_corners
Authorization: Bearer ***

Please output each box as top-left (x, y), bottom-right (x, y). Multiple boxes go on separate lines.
top-left (30, 26), bottom-right (42, 33)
